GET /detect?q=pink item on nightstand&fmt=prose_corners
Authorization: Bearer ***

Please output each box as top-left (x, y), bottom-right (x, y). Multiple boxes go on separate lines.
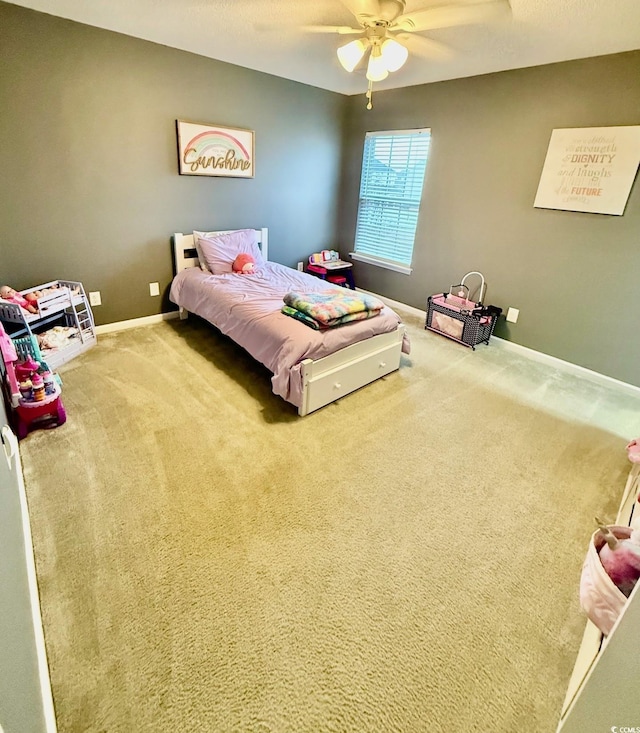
top-left (307, 264), bottom-right (328, 276)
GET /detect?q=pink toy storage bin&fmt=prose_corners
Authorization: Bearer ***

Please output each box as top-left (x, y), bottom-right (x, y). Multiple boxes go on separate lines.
top-left (426, 271), bottom-right (502, 349)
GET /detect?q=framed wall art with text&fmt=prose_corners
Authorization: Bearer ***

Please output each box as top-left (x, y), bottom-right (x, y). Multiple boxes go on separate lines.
top-left (534, 125), bottom-right (640, 215)
top-left (176, 120), bottom-right (255, 178)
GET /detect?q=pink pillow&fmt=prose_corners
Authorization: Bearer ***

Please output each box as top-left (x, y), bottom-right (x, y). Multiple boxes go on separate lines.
top-left (196, 229), bottom-right (264, 275)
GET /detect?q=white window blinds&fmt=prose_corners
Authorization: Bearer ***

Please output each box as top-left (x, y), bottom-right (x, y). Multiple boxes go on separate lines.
top-left (354, 128), bottom-right (431, 268)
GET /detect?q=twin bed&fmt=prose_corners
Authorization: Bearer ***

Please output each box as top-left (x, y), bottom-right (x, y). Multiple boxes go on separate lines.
top-left (169, 228), bottom-right (410, 416)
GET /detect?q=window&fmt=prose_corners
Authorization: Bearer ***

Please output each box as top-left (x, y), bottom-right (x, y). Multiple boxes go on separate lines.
top-left (351, 128), bottom-right (431, 275)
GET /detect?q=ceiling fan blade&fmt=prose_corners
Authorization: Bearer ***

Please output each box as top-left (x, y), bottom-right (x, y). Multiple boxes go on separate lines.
top-left (254, 22), bottom-right (362, 35)
top-left (393, 0), bottom-right (510, 33)
top-left (394, 32), bottom-right (453, 61)
top-left (301, 25), bottom-right (363, 34)
top-left (338, 0), bottom-right (383, 22)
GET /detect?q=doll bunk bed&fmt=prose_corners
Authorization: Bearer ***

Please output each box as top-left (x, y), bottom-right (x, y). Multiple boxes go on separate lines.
top-left (169, 228), bottom-right (409, 416)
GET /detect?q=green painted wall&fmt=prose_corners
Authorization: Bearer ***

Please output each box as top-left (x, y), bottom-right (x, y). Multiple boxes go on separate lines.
top-left (339, 52), bottom-right (640, 387)
top-left (0, 2), bottom-right (344, 324)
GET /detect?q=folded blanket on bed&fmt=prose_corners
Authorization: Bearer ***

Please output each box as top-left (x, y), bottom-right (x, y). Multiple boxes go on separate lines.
top-left (283, 291), bottom-right (384, 327)
top-left (281, 304), bottom-right (382, 330)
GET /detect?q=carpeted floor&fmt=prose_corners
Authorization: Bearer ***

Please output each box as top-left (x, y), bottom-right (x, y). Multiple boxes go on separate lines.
top-left (19, 311), bottom-right (640, 733)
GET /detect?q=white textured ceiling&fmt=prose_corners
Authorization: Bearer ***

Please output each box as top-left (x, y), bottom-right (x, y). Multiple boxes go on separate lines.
top-left (7, 0), bottom-right (640, 95)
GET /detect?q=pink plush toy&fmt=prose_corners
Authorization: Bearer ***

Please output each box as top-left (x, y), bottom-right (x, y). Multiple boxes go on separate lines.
top-left (627, 439), bottom-right (640, 464)
top-left (232, 253), bottom-right (255, 274)
top-left (596, 519), bottom-right (640, 597)
top-left (0, 285), bottom-right (37, 313)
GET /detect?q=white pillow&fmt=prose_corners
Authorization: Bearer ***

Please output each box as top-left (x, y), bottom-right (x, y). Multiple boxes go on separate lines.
top-left (193, 230), bottom-right (217, 272)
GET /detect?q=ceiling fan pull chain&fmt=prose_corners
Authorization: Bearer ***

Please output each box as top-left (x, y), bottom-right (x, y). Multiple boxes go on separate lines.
top-left (366, 80), bottom-right (374, 110)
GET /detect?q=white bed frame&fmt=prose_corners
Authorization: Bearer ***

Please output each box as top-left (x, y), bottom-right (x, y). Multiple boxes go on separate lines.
top-left (173, 229), bottom-right (406, 416)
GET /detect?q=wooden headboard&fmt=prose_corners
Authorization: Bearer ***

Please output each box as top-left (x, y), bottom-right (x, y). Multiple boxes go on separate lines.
top-left (172, 228), bottom-right (269, 274)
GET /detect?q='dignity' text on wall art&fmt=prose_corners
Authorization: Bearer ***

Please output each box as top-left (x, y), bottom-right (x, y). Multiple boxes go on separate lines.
top-left (534, 125), bottom-right (640, 215)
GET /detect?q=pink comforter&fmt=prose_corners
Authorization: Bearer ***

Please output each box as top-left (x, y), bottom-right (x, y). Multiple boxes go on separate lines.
top-left (169, 262), bottom-right (410, 408)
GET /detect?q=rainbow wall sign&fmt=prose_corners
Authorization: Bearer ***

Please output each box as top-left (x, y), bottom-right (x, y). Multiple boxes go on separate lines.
top-left (177, 120), bottom-right (254, 178)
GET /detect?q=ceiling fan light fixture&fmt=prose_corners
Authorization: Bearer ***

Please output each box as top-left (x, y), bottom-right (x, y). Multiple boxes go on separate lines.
top-left (337, 38), bottom-right (368, 72)
top-left (366, 45), bottom-right (389, 82)
top-left (381, 37), bottom-right (408, 72)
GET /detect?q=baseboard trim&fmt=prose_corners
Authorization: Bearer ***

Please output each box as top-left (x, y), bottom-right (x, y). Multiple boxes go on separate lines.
top-left (356, 288), bottom-right (427, 321)
top-left (359, 289), bottom-right (640, 398)
top-left (95, 311), bottom-right (180, 335)
top-left (98, 301), bottom-right (640, 397)
top-left (491, 336), bottom-right (640, 397)
top-left (14, 447), bottom-right (58, 733)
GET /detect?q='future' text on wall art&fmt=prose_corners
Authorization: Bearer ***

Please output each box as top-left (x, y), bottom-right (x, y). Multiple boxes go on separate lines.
top-left (534, 126), bottom-right (640, 215)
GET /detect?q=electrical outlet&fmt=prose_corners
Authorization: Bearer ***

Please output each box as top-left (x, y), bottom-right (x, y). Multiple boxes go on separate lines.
top-left (89, 291), bottom-right (102, 307)
top-left (297, 262), bottom-right (304, 271)
top-left (506, 307), bottom-right (519, 323)
top-left (149, 282), bottom-right (160, 297)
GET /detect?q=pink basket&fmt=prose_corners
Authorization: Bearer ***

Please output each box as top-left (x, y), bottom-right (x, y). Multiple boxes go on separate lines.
top-left (579, 525), bottom-right (631, 636)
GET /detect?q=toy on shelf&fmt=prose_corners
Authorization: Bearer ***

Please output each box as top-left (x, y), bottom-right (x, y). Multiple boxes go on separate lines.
top-left (596, 518), bottom-right (640, 597)
top-left (30, 373), bottom-right (45, 402)
top-left (627, 439), bottom-right (640, 464)
top-left (579, 518), bottom-right (640, 636)
top-left (17, 282), bottom-right (74, 318)
top-left (309, 250), bottom-right (339, 265)
top-left (0, 285), bottom-right (38, 314)
top-left (1, 282), bottom-right (81, 320)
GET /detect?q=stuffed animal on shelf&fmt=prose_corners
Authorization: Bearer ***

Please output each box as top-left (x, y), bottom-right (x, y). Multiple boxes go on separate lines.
top-left (596, 518), bottom-right (640, 597)
top-left (627, 439), bottom-right (640, 464)
top-left (232, 253), bottom-right (255, 274)
top-left (0, 285), bottom-right (38, 313)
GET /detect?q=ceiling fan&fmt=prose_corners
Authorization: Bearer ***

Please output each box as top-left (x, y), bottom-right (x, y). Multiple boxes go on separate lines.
top-left (303, 0), bottom-right (511, 108)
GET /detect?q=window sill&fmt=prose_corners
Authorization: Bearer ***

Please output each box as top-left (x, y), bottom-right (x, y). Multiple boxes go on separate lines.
top-left (349, 253), bottom-right (412, 275)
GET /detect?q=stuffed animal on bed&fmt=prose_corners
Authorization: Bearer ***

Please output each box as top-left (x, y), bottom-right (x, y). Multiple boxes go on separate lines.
top-left (0, 285), bottom-right (38, 313)
top-left (232, 253), bottom-right (255, 274)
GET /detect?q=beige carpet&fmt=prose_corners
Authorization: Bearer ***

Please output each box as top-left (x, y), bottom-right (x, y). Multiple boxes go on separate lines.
top-left (19, 311), bottom-right (640, 733)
